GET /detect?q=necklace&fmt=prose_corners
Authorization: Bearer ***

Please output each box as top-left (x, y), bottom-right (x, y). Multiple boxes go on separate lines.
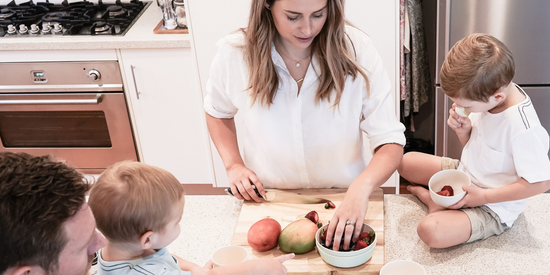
top-left (277, 48), bottom-right (310, 68)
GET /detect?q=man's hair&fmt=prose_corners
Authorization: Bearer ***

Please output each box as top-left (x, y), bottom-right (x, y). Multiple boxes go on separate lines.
top-left (0, 152), bottom-right (89, 274)
top-left (440, 33), bottom-right (515, 102)
top-left (88, 161), bottom-right (184, 243)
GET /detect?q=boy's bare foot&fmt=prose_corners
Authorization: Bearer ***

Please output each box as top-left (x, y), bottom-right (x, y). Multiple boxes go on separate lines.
top-left (407, 185), bottom-right (446, 214)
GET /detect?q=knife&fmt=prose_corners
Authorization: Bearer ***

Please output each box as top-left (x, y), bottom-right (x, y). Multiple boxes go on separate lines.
top-left (224, 186), bottom-right (332, 204)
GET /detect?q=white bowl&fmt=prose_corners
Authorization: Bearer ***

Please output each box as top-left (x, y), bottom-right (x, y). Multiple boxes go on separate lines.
top-left (429, 170), bottom-right (471, 207)
top-left (212, 245), bottom-right (248, 268)
top-left (315, 223), bottom-right (376, 268)
top-left (380, 260), bottom-right (426, 275)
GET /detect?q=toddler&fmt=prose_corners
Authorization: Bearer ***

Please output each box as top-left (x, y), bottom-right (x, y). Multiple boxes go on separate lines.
top-left (89, 161), bottom-right (293, 274)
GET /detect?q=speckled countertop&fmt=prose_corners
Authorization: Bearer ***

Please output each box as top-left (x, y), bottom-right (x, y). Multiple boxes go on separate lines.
top-left (100, 193), bottom-right (550, 273)
top-left (0, 2), bottom-right (191, 51)
top-left (384, 194), bottom-right (550, 275)
top-left (168, 195), bottom-right (244, 266)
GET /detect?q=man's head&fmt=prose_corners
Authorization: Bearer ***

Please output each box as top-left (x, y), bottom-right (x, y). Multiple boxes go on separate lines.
top-left (88, 161), bottom-right (184, 246)
top-left (440, 33), bottom-right (515, 102)
top-left (0, 152), bottom-right (106, 275)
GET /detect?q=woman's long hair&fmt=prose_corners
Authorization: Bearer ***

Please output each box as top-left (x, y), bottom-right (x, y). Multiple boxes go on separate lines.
top-left (241, 0), bottom-right (370, 107)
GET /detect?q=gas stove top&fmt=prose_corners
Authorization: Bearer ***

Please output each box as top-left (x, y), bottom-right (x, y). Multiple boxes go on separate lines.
top-left (0, 0), bottom-right (150, 37)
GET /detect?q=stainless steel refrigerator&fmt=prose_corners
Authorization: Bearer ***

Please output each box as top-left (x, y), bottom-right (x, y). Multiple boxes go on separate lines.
top-left (434, 0), bottom-right (550, 159)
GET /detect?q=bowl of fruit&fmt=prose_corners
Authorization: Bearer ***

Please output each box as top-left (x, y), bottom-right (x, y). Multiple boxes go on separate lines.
top-left (315, 223), bottom-right (376, 268)
top-left (429, 169), bottom-right (471, 208)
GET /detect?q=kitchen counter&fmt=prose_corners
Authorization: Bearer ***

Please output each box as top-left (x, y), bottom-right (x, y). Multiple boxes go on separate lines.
top-left (384, 194), bottom-right (550, 275)
top-left (0, 2), bottom-right (190, 51)
top-left (167, 190), bottom-right (385, 274)
top-left (168, 195), bottom-right (244, 265)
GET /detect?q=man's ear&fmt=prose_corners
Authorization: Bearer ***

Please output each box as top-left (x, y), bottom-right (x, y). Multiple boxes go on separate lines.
top-left (139, 231), bottom-right (155, 249)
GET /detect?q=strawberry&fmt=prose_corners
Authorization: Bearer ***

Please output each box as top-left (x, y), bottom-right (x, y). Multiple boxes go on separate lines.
top-left (305, 211), bottom-right (319, 224)
top-left (441, 185), bottom-right (454, 196)
top-left (359, 232), bottom-right (370, 241)
top-left (320, 228), bottom-right (327, 241)
top-left (324, 201), bottom-right (336, 209)
top-left (354, 240), bottom-right (368, 251)
top-left (436, 190), bottom-right (451, 196)
top-left (359, 232), bottom-right (370, 243)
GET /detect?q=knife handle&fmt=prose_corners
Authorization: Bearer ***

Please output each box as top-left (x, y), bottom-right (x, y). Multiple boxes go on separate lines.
top-left (224, 185), bottom-right (263, 199)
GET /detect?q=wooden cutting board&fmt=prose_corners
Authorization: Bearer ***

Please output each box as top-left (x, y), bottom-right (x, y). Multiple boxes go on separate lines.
top-left (231, 188), bottom-right (384, 274)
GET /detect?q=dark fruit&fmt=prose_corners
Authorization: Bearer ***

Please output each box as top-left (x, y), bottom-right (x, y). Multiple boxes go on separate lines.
top-left (324, 201), bottom-right (336, 209)
top-left (320, 230), bottom-right (375, 252)
top-left (358, 232), bottom-right (370, 241)
top-left (354, 240), bottom-right (368, 251)
top-left (305, 211), bottom-right (319, 224)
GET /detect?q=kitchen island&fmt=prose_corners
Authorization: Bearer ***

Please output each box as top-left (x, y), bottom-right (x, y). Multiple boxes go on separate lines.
top-left (169, 189), bottom-right (384, 274)
top-left (162, 192), bottom-right (550, 275)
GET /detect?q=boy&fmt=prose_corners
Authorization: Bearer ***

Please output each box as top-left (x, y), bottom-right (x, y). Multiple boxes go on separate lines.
top-left (88, 161), bottom-right (293, 275)
top-left (398, 33), bottom-right (550, 248)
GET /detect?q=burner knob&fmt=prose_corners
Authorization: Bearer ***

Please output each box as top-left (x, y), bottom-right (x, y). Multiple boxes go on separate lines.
top-left (7, 24), bottom-right (16, 34)
top-left (53, 23), bottom-right (63, 34)
top-left (88, 69), bottom-right (101, 81)
top-left (18, 24), bottom-right (28, 34)
top-left (29, 24), bottom-right (40, 34)
top-left (42, 24), bottom-right (51, 34)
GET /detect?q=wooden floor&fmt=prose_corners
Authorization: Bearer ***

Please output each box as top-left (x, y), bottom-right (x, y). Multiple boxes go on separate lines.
top-left (381, 177), bottom-right (413, 194)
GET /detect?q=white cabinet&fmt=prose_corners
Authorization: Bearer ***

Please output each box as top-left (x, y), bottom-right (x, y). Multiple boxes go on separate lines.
top-left (187, 0), bottom-right (400, 189)
top-left (118, 48), bottom-right (213, 184)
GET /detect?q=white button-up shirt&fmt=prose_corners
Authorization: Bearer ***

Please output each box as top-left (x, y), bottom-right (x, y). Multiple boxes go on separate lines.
top-left (204, 26), bottom-right (406, 189)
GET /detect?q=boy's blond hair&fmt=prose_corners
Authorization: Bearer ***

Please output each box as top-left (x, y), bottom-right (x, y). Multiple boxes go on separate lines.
top-left (89, 161), bottom-right (184, 243)
top-left (440, 33), bottom-right (515, 102)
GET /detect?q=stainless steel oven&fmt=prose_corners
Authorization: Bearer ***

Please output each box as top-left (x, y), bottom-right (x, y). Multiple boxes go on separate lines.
top-left (0, 61), bottom-right (137, 172)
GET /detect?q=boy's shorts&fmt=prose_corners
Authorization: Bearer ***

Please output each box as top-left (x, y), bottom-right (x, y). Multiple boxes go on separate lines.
top-left (440, 157), bottom-right (510, 243)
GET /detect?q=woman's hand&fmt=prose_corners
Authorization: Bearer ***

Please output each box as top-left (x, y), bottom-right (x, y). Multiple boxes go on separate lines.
top-left (324, 184), bottom-right (370, 251)
top-left (227, 163), bottom-right (265, 202)
top-left (447, 184), bottom-right (488, 209)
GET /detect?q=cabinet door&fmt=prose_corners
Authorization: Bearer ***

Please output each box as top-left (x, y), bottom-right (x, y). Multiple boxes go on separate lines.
top-left (119, 48), bottom-right (213, 184)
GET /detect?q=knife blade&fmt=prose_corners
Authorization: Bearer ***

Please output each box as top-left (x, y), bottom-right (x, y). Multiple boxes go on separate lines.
top-left (224, 186), bottom-right (331, 204)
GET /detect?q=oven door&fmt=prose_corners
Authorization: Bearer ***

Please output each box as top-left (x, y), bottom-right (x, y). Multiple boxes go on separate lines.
top-left (0, 92), bottom-right (137, 171)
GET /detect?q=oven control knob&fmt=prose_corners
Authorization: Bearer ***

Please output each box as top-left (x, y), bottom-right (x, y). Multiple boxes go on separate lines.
top-left (18, 24), bottom-right (28, 34)
top-left (87, 69), bottom-right (101, 81)
top-left (29, 24), bottom-right (40, 34)
top-left (42, 24), bottom-right (51, 34)
top-left (53, 23), bottom-right (63, 34)
top-left (7, 24), bottom-right (16, 34)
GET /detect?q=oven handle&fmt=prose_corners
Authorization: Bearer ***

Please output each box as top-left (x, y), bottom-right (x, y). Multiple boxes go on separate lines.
top-left (0, 94), bottom-right (103, 105)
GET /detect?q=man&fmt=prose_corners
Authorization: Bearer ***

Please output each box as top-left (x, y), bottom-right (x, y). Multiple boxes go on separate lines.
top-left (0, 152), bottom-right (106, 275)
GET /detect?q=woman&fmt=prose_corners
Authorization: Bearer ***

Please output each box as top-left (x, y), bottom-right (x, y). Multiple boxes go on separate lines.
top-left (204, 0), bottom-right (405, 251)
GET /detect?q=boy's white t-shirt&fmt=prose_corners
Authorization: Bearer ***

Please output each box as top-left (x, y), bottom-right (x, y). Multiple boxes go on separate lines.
top-left (458, 86), bottom-right (550, 227)
top-left (97, 247), bottom-right (191, 275)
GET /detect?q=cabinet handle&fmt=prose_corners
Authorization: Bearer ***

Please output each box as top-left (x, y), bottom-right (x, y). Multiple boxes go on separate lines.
top-left (130, 65), bottom-right (140, 99)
